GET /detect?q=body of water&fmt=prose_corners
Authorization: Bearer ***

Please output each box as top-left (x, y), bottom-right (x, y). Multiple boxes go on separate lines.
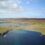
top-left (0, 23), bottom-right (30, 27)
top-left (0, 30), bottom-right (45, 45)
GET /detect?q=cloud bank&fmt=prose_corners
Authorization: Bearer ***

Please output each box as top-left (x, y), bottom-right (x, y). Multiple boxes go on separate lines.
top-left (0, 0), bottom-right (24, 13)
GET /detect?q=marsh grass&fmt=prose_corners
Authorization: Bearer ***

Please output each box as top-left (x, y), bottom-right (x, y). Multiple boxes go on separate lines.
top-left (0, 27), bottom-right (11, 33)
top-left (0, 21), bottom-right (45, 35)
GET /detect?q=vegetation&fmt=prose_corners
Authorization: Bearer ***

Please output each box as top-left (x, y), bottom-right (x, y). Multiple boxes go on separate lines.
top-left (0, 21), bottom-right (45, 35)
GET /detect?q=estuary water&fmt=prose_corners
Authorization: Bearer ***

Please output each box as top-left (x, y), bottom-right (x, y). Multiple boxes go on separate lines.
top-left (0, 22), bottom-right (30, 27)
top-left (0, 30), bottom-right (45, 45)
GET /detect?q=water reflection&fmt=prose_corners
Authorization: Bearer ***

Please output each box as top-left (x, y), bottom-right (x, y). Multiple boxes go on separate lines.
top-left (0, 30), bottom-right (45, 45)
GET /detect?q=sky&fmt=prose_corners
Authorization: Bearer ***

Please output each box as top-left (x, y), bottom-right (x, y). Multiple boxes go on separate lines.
top-left (0, 0), bottom-right (45, 18)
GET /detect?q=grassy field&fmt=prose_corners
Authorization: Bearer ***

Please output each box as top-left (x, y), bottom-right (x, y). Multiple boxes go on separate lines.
top-left (0, 20), bottom-right (45, 35)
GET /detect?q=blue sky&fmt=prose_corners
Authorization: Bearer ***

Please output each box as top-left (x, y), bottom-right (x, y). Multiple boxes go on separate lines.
top-left (0, 0), bottom-right (45, 18)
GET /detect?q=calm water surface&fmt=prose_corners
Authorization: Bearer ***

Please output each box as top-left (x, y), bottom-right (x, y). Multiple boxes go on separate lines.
top-left (0, 30), bottom-right (44, 45)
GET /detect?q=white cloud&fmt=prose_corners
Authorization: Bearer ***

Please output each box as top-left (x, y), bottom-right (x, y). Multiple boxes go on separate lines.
top-left (1, 1), bottom-right (6, 6)
top-left (13, 3), bottom-right (18, 8)
top-left (0, 0), bottom-right (24, 13)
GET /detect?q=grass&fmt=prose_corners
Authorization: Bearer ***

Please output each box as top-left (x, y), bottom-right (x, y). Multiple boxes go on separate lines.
top-left (0, 21), bottom-right (45, 35)
top-left (0, 27), bottom-right (11, 33)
